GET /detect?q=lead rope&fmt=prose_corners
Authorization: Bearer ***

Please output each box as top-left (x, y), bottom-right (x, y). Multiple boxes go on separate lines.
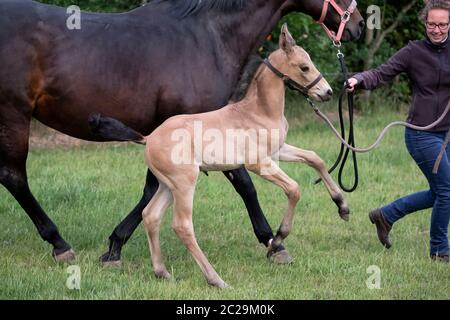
top-left (433, 128), bottom-right (450, 174)
top-left (336, 47), bottom-right (358, 192)
top-left (314, 43), bottom-right (359, 192)
top-left (311, 99), bottom-right (450, 153)
top-left (312, 44), bottom-right (450, 191)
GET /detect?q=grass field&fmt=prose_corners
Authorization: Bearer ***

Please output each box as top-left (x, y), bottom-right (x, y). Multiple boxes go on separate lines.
top-left (1, 97), bottom-right (449, 299)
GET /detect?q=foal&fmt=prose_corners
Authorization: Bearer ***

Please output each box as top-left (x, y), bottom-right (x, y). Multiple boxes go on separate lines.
top-left (91, 25), bottom-right (349, 288)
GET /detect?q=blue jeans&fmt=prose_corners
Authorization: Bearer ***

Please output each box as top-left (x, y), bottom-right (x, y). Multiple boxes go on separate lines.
top-left (381, 128), bottom-right (450, 256)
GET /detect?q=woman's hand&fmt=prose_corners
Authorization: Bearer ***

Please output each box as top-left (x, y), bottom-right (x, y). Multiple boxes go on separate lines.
top-left (346, 77), bottom-right (358, 92)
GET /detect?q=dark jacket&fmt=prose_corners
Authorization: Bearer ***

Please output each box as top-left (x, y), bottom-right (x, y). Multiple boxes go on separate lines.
top-left (354, 34), bottom-right (450, 132)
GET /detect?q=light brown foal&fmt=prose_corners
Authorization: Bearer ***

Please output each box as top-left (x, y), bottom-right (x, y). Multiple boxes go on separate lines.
top-left (92, 24), bottom-right (349, 288)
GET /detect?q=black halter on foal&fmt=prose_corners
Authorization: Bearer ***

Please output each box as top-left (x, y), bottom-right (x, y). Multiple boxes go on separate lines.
top-left (263, 59), bottom-right (323, 97)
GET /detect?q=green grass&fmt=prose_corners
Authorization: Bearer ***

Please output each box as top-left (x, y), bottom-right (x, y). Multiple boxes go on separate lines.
top-left (0, 98), bottom-right (449, 299)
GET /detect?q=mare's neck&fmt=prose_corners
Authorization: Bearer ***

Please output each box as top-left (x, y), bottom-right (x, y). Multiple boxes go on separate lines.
top-left (215, 1), bottom-right (292, 55)
top-left (207, 0), bottom-right (294, 79)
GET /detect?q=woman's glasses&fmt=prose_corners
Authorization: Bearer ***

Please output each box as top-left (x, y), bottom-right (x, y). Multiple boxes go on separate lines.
top-left (426, 22), bottom-right (450, 30)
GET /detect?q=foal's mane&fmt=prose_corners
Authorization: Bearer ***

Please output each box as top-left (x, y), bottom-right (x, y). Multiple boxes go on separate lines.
top-left (151, 0), bottom-right (248, 18)
top-left (229, 54), bottom-right (264, 102)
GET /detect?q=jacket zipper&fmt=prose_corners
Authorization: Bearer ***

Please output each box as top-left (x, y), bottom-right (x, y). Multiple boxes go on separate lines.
top-left (436, 49), bottom-right (442, 124)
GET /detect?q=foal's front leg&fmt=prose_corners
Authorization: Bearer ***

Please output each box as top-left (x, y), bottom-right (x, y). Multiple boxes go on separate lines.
top-left (223, 168), bottom-right (292, 264)
top-left (278, 144), bottom-right (350, 221)
top-left (246, 161), bottom-right (301, 254)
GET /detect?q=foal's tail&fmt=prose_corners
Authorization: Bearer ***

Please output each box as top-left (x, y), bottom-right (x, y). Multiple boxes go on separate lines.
top-left (88, 114), bottom-right (146, 145)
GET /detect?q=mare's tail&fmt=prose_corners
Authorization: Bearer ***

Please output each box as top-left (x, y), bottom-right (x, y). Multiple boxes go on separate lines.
top-left (88, 114), bottom-right (146, 145)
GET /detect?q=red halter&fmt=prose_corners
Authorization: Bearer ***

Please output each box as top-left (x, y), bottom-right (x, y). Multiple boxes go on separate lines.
top-left (316, 0), bottom-right (358, 43)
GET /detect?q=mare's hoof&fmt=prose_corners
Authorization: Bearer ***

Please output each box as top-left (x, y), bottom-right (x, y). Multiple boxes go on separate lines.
top-left (267, 249), bottom-right (293, 265)
top-left (101, 260), bottom-right (122, 268)
top-left (99, 251), bottom-right (122, 268)
top-left (53, 248), bottom-right (77, 263)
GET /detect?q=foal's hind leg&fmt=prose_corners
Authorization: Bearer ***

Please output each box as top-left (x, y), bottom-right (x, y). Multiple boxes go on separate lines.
top-left (0, 107), bottom-right (74, 261)
top-left (142, 183), bottom-right (173, 279)
top-left (279, 144), bottom-right (350, 221)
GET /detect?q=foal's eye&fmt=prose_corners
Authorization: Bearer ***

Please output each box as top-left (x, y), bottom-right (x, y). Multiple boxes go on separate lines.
top-left (300, 66), bottom-right (310, 73)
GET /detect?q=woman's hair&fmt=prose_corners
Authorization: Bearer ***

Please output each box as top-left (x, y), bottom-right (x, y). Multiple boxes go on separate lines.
top-left (420, 0), bottom-right (450, 22)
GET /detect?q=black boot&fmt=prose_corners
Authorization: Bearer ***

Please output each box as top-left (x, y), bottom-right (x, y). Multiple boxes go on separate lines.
top-left (431, 253), bottom-right (449, 263)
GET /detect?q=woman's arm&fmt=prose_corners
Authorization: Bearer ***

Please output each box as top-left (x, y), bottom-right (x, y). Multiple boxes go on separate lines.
top-left (347, 44), bottom-right (412, 92)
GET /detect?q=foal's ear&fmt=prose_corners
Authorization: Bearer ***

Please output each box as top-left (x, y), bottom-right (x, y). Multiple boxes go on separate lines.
top-left (279, 23), bottom-right (296, 54)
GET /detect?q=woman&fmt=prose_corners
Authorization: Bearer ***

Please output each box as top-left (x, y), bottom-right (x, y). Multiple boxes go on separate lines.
top-left (347, 0), bottom-right (450, 263)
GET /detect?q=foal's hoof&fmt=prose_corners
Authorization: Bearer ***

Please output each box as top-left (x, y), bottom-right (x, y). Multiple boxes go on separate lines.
top-left (333, 196), bottom-right (350, 221)
top-left (267, 249), bottom-right (293, 265)
top-left (154, 270), bottom-right (172, 280)
top-left (99, 251), bottom-right (122, 268)
top-left (208, 279), bottom-right (230, 289)
top-left (53, 248), bottom-right (77, 263)
top-left (217, 282), bottom-right (230, 289)
top-left (339, 206), bottom-right (350, 221)
top-left (339, 212), bottom-right (350, 222)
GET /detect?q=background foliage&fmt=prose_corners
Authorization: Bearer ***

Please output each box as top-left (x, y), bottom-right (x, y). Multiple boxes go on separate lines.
top-left (39, 0), bottom-right (426, 105)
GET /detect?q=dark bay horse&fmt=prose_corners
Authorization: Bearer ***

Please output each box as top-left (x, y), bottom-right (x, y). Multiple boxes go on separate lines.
top-left (0, 0), bottom-right (364, 264)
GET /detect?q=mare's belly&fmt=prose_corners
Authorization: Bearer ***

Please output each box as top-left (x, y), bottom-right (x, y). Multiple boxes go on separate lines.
top-left (200, 164), bottom-right (241, 172)
top-left (32, 92), bottom-right (156, 141)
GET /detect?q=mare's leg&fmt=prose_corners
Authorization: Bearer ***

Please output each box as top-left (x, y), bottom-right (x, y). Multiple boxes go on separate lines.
top-left (246, 161), bottom-right (301, 254)
top-left (0, 107), bottom-right (74, 261)
top-left (279, 144), bottom-right (350, 221)
top-left (223, 167), bottom-right (292, 263)
top-left (100, 170), bottom-right (158, 266)
top-left (142, 183), bottom-right (173, 279)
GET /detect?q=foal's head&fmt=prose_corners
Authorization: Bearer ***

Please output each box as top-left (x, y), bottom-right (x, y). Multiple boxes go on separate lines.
top-left (268, 24), bottom-right (333, 102)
